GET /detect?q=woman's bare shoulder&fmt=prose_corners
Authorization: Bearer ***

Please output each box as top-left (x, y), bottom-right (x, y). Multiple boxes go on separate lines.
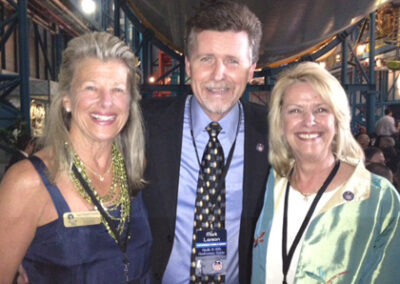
top-left (0, 150), bottom-right (53, 211)
top-left (2, 159), bottom-right (41, 190)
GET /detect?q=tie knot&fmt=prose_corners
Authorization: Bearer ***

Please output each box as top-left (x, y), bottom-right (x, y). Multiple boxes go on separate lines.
top-left (206, 122), bottom-right (222, 137)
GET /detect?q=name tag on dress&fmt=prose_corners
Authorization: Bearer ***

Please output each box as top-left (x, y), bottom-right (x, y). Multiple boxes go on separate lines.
top-left (195, 229), bottom-right (227, 276)
top-left (63, 211), bottom-right (101, 227)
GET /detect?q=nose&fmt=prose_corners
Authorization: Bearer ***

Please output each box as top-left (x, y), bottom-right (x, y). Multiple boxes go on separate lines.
top-left (212, 60), bottom-right (226, 80)
top-left (303, 111), bottom-right (316, 126)
top-left (99, 88), bottom-right (113, 108)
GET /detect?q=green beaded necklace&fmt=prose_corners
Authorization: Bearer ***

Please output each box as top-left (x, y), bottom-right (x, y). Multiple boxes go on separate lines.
top-left (70, 144), bottom-right (131, 241)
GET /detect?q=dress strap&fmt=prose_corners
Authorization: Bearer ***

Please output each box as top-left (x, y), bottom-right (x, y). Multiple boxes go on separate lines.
top-left (29, 156), bottom-right (71, 217)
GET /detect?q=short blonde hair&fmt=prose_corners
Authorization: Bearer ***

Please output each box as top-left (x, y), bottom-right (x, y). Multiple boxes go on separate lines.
top-left (269, 62), bottom-right (364, 177)
top-left (42, 32), bottom-right (145, 195)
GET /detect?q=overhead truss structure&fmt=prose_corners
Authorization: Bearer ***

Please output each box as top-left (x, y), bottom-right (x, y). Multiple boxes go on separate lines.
top-left (1, 0), bottom-right (400, 145)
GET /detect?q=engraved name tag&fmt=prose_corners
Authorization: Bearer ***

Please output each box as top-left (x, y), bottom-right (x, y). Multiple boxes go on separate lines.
top-left (63, 211), bottom-right (101, 227)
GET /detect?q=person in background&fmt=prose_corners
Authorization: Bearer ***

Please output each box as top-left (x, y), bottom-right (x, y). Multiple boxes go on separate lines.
top-left (376, 108), bottom-right (398, 137)
top-left (392, 164), bottom-right (400, 194)
top-left (356, 133), bottom-right (371, 150)
top-left (378, 136), bottom-right (399, 173)
top-left (375, 107), bottom-right (398, 147)
top-left (4, 135), bottom-right (36, 173)
top-left (142, 1), bottom-right (269, 283)
top-left (366, 162), bottom-right (393, 183)
top-left (252, 62), bottom-right (400, 283)
top-left (364, 146), bottom-right (385, 166)
top-left (0, 32), bottom-right (152, 283)
top-left (358, 126), bottom-right (367, 135)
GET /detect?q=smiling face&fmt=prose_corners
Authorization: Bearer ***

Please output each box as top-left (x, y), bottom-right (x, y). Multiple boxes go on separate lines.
top-left (282, 82), bottom-right (337, 163)
top-left (185, 30), bottom-right (256, 121)
top-left (63, 57), bottom-right (130, 146)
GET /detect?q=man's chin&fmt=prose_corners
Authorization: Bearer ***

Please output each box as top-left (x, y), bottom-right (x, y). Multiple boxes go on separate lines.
top-left (203, 105), bottom-right (235, 121)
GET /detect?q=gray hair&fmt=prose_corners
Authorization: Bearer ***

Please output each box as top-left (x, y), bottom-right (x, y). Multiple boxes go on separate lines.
top-left (42, 32), bottom-right (145, 195)
top-left (268, 62), bottom-right (364, 177)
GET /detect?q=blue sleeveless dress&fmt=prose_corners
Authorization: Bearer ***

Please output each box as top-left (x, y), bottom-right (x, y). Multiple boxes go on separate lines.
top-left (23, 156), bottom-right (153, 284)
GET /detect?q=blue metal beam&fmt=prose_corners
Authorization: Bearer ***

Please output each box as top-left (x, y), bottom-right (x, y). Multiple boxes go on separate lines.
top-left (0, 85), bottom-right (19, 101)
top-left (17, 0), bottom-right (30, 133)
top-left (155, 63), bottom-right (180, 83)
top-left (114, 0), bottom-right (121, 37)
top-left (0, 77), bottom-right (19, 97)
top-left (34, 23), bottom-right (40, 78)
top-left (33, 24), bottom-right (55, 80)
top-left (0, 16), bottom-right (17, 48)
top-left (0, 3), bottom-right (5, 69)
top-left (179, 57), bottom-right (185, 85)
top-left (52, 32), bottom-right (63, 77)
top-left (119, 1), bottom-right (182, 61)
top-left (5, 0), bottom-right (17, 10)
top-left (346, 40), bottom-right (369, 82)
top-left (0, 12), bottom-right (17, 31)
top-left (366, 12), bottom-right (376, 133)
top-left (341, 37), bottom-right (348, 85)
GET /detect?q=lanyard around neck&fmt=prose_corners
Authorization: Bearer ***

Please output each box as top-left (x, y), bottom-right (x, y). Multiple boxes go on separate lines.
top-left (72, 165), bottom-right (132, 283)
top-left (281, 160), bottom-right (340, 284)
top-left (189, 96), bottom-right (241, 209)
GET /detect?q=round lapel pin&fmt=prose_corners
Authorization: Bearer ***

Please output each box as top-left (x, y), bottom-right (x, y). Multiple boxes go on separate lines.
top-left (343, 191), bottom-right (354, 201)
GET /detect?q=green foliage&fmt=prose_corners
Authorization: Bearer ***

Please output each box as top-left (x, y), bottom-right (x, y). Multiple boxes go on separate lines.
top-left (0, 118), bottom-right (29, 152)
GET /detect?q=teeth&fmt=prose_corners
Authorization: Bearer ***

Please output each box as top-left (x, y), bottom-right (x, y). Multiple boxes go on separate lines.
top-left (298, 133), bottom-right (319, 139)
top-left (208, 87), bottom-right (228, 93)
top-left (91, 114), bottom-right (115, 121)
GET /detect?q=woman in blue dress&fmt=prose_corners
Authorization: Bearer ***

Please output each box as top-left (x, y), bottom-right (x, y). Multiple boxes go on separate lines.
top-left (0, 32), bottom-right (152, 283)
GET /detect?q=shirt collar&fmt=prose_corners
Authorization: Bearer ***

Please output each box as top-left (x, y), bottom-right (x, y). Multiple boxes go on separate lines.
top-left (190, 95), bottom-right (241, 144)
top-left (18, 150), bottom-right (29, 158)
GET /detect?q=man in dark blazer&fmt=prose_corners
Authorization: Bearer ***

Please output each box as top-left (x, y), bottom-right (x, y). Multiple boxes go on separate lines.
top-left (142, 1), bottom-right (269, 283)
top-left (4, 134), bottom-right (35, 173)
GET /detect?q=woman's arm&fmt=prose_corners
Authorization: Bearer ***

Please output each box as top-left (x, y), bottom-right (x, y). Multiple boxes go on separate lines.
top-left (0, 160), bottom-right (48, 283)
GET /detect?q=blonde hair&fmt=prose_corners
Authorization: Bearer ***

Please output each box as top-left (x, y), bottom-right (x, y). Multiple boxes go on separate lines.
top-left (42, 32), bottom-right (145, 195)
top-left (269, 62), bottom-right (364, 177)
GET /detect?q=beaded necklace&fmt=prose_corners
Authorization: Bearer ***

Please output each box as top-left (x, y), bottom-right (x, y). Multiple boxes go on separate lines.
top-left (70, 144), bottom-right (131, 241)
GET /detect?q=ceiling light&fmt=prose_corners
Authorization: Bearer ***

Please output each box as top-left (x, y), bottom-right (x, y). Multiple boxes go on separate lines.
top-left (81, 0), bottom-right (96, 14)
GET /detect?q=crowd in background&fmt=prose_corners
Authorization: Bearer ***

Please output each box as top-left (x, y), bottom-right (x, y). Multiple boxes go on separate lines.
top-left (355, 107), bottom-right (400, 193)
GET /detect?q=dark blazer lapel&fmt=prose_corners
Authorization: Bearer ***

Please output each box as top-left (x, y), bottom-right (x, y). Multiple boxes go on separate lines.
top-left (239, 101), bottom-right (269, 283)
top-left (142, 95), bottom-right (188, 281)
top-left (145, 95), bottom-right (187, 228)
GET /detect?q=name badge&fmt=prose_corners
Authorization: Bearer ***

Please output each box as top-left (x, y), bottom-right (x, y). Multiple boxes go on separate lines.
top-left (63, 211), bottom-right (101, 227)
top-left (195, 229), bottom-right (227, 276)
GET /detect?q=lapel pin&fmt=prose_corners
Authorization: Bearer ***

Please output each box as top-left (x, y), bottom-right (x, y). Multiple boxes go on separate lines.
top-left (343, 191), bottom-right (354, 201)
top-left (256, 143), bottom-right (264, 152)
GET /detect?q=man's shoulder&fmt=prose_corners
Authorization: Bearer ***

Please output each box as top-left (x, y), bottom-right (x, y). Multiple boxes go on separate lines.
top-left (380, 115), bottom-right (393, 122)
top-left (242, 100), bottom-right (268, 122)
top-left (242, 100), bottom-right (267, 113)
top-left (141, 95), bottom-right (187, 121)
top-left (141, 96), bottom-right (184, 111)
